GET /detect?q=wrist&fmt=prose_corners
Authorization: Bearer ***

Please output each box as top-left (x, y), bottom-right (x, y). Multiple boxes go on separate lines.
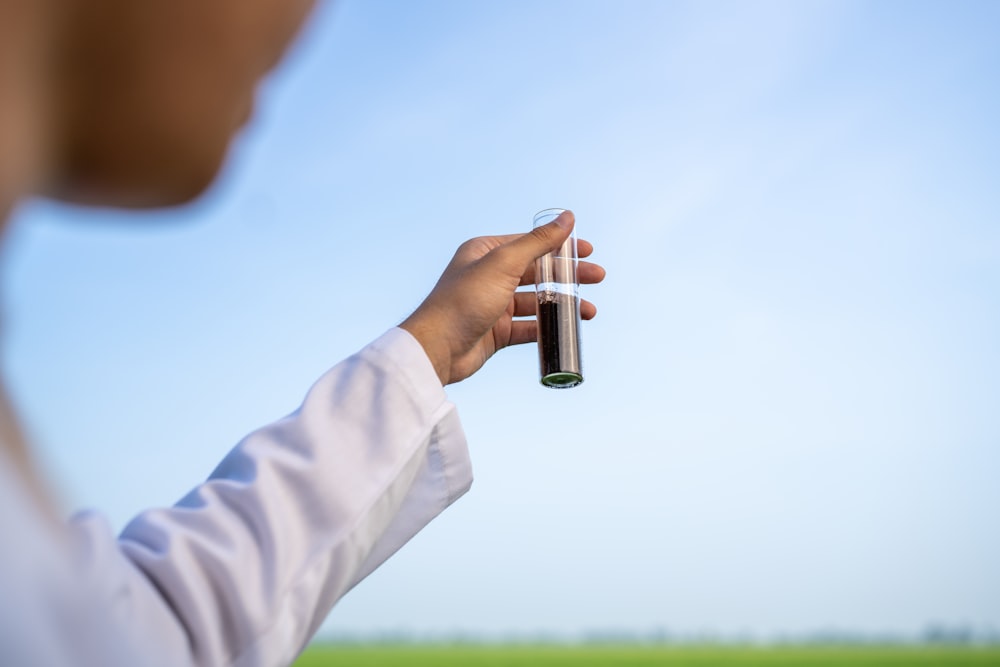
top-left (399, 313), bottom-right (452, 386)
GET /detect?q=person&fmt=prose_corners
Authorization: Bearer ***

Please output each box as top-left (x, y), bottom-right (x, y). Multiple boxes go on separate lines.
top-left (0, 1), bottom-right (605, 666)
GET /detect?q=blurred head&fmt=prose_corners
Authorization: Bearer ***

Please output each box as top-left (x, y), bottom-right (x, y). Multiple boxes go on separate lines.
top-left (48, 0), bottom-right (316, 208)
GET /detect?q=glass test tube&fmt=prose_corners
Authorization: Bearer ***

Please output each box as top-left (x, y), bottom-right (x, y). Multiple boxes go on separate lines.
top-left (533, 208), bottom-right (583, 388)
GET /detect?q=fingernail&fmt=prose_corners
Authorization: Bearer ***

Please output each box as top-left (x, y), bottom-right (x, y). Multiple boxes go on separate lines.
top-left (555, 211), bottom-right (573, 229)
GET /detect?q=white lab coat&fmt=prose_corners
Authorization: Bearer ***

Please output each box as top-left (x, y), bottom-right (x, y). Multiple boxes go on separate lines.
top-left (0, 328), bottom-right (473, 666)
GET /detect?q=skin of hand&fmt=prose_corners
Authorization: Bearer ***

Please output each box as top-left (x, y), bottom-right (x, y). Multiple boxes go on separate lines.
top-left (401, 210), bottom-right (606, 386)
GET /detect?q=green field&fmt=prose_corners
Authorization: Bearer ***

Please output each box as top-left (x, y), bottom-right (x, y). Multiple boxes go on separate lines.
top-left (295, 645), bottom-right (1000, 666)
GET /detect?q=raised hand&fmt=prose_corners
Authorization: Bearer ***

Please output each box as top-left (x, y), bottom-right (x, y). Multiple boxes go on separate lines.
top-left (400, 210), bottom-right (606, 385)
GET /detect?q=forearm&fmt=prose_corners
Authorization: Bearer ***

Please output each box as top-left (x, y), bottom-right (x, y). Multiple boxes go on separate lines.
top-left (98, 328), bottom-right (471, 666)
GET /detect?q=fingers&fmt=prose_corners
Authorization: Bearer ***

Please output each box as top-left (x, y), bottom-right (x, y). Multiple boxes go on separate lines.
top-left (513, 292), bottom-right (537, 317)
top-left (513, 293), bottom-right (598, 319)
top-left (514, 292), bottom-right (597, 320)
top-left (517, 260), bottom-right (607, 287)
top-left (579, 262), bottom-right (607, 284)
top-left (508, 321), bottom-right (538, 346)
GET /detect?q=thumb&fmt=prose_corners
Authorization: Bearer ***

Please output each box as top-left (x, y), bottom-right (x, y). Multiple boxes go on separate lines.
top-left (503, 210), bottom-right (575, 264)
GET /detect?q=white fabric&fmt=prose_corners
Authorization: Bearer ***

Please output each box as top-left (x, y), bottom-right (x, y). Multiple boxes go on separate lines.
top-left (0, 327), bottom-right (473, 666)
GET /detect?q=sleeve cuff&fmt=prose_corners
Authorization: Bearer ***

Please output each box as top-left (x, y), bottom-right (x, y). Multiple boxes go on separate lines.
top-left (366, 327), bottom-right (472, 503)
top-left (364, 327), bottom-right (447, 414)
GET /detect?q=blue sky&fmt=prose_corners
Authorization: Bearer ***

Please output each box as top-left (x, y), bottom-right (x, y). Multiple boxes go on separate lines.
top-left (3, 0), bottom-right (999, 640)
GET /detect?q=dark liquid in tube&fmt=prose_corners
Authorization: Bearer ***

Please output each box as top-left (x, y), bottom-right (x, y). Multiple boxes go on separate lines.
top-left (537, 291), bottom-right (583, 388)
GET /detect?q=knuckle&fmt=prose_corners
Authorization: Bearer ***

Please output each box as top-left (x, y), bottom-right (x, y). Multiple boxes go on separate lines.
top-left (530, 225), bottom-right (555, 244)
top-left (457, 238), bottom-right (479, 255)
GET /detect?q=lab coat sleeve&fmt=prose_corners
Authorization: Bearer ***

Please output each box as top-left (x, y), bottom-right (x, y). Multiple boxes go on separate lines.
top-left (79, 328), bottom-right (472, 667)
